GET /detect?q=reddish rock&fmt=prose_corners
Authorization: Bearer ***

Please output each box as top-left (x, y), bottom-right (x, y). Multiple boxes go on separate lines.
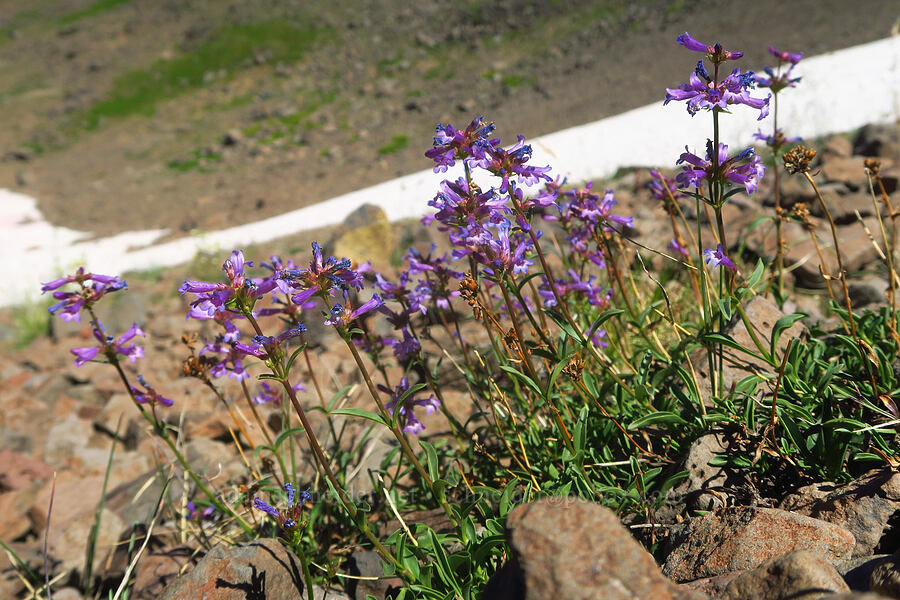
top-left (821, 156), bottom-right (869, 187)
top-left (158, 538), bottom-right (345, 600)
top-left (662, 506), bottom-right (855, 582)
top-left (721, 550), bottom-right (848, 599)
top-left (131, 546), bottom-right (196, 600)
top-left (781, 469), bottom-right (900, 557)
top-left (490, 497), bottom-right (706, 600)
top-left (0, 448), bottom-right (53, 490)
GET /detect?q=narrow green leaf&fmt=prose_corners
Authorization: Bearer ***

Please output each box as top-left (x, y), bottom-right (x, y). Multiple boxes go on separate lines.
top-left (330, 407), bottom-right (389, 427)
top-left (499, 365), bottom-right (543, 397)
top-left (627, 411), bottom-right (687, 429)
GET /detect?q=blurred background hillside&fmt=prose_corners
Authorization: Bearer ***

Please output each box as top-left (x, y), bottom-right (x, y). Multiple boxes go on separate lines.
top-left (1, 0), bottom-right (897, 240)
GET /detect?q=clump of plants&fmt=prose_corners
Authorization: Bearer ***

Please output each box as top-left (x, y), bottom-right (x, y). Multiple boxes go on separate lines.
top-left (21, 34), bottom-right (900, 598)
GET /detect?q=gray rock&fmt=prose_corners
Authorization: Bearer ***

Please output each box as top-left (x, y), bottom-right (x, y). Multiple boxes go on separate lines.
top-left (781, 469), bottom-right (900, 557)
top-left (489, 497), bottom-right (706, 599)
top-left (854, 123), bottom-right (900, 161)
top-left (663, 506), bottom-right (855, 582)
top-left (870, 552), bottom-right (900, 598)
top-left (160, 538), bottom-right (348, 599)
top-left (721, 550), bottom-right (848, 599)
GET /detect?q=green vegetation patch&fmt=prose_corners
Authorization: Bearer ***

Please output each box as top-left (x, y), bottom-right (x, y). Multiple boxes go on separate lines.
top-left (377, 134), bottom-right (409, 155)
top-left (85, 19), bottom-right (332, 128)
top-left (59, 0), bottom-right (136, 25)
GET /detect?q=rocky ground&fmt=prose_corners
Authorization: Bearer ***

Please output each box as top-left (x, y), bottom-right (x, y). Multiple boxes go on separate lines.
top-left (1, 122), bottom-right (899, 599)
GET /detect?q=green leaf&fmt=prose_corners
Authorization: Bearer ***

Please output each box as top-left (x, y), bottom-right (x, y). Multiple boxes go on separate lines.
top-left (419, 440), bottom-right (440, 482)
top-left (284, 343), bottom-right (308, 374)
top-left (700, 332), bottom-right (769, 363)
top-left (499, 479), bottom-right (518, 516)
top-left (545, 352), bottom-right (574, 398)
top-left (499, 365), bottom-right (543, 397)
top-left (628, 411), bottom-right (687, 429)
top-left (770, 313), bottom-right (807, 357)
top-left (330, 407), bottom-right (389, 427)
top-left (544, 308), bottom-right (580, 343)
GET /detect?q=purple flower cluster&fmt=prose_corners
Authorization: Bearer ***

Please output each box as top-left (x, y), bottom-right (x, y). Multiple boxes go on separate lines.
top-left (71, 322), bottom-right (145, 367)
top-left (665, 32), bottom-right (769, 120)
top-left (378, 377), bottom-right (440, 435)
top-left (253, 483), bottom-right (311, 529)
top-left (538, 269), bottom-right (612, 309)
top-left (425, 116), bottom-right (496, 173)
top-left (131, 374), bottom-right (174, 407)
top-left (553, 183), bottom-right (634, 268)
top-left (180, 250), bottom-right (278, 316)
top-left (423, 120), bottom-right (559, 280)
top-left (42, 268), bottom-right (127, 322)
top-left (676, 141), bottom-right (766, 197)
top-left (757, 46), bottom-right (803, 93)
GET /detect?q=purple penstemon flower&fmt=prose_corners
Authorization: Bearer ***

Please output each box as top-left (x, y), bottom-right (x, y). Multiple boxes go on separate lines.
top-left (71, 322), bottom-right (145, 367)
top-left (470, 134), bottom-right (552, 192)
top-left (324, 294), bottom-right (383, 327)
top-left (278, 242), bottom-right (363, 305)
top-left (130, 374), bottom-right (174, 407)
top-left (252, 483), bottom-right (311, 529)
top-left (377, 377), bottom-right (440, 435)
top-left (676, 32), bottom-right (743, 62)
top-left (768, 46), bottom-right (803, 66)
top-left (703, 244), bottom-right (737, 272)
top-left (425, 116), bottom-right (497, 173)
top-left (43, 270), bottom-right (128, 323)
top-left (383, 326), bottom-right (421, 362)
top-left (665, 65), bottom-right (770, 120)
top-left (669, 238), bottom-right (690, 259)
top-left (201, 340), bottom-right (252, 380)
top-left (676, 141), bottom-right (766, 197)
top-left (253, 380), bottom-right (305, 406)
top-left (180, 250), bottom-right (277, 316)
top-left (425, 177), bottom-right (508, 230)
top-left (472, 221), bottom-right (534, 276)
top-left (538, 269), bottom-right (611, 308)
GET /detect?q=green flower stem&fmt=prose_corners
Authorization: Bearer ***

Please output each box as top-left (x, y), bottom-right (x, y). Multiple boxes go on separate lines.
top-left (278, 374), bottom-right (407, 577)
top-left (522, 223), bottom-right (634, 395)
top-left (338, 328), bottom-right (461, 533)
top-left (83, 305), bottom-right (256, 536)
top-left (108, 357), bottom-right (255, 536)
top-left (239, 378), bottom-right (289, 485)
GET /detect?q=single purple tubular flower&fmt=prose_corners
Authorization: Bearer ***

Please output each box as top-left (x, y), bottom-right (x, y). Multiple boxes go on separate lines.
top-left (71, 322), bottom-right (145, 367)
top-left (252, 381), bottom-right (306, 406)
top-left (676, 32), bottom-right (743, 62)
top-left (703, 244), bottom-right (737, 272)
top-left (377, 376), bottom-right (440, 435)
top-left (669, 239), bottom-right (690, 259)
top-left (130, 374), bottom-right (174, 407)
top-left (324, 294), bottom-right (383, 327)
